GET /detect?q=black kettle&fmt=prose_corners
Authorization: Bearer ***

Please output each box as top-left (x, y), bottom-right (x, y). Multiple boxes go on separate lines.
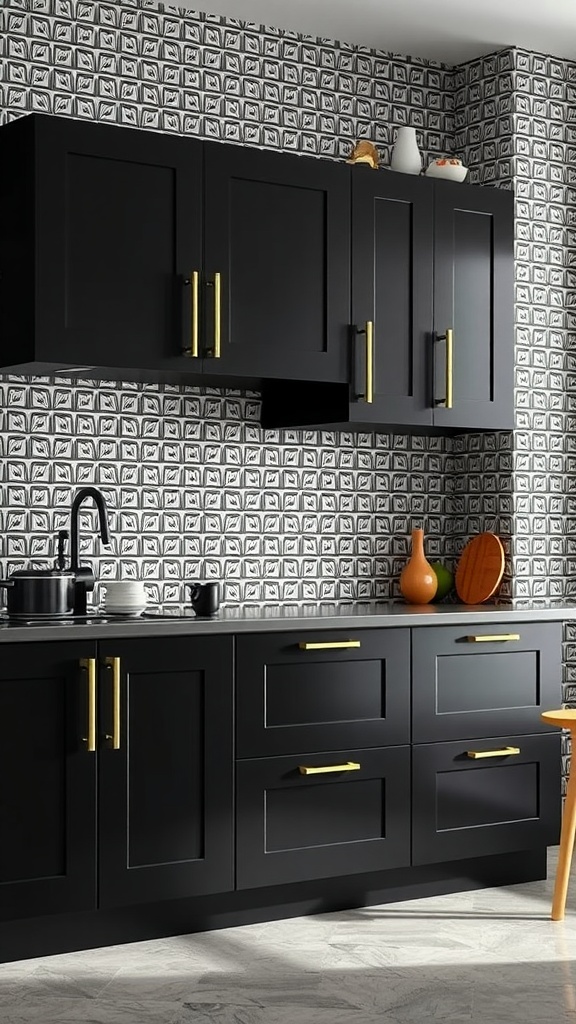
top-left (0, 531), bottom-right (75, 618)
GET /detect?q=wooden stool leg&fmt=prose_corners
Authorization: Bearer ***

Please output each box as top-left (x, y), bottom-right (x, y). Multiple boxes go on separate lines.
top-left (552, 741), bottom-right (576, 920)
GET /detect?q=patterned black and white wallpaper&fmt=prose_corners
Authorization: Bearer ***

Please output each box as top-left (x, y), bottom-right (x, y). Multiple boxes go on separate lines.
top-left (0, 1), bottom-right (574, 638)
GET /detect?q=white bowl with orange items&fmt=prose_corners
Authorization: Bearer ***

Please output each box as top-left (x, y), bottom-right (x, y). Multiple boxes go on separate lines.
top-left (425, 157), bottom-right (468, 182)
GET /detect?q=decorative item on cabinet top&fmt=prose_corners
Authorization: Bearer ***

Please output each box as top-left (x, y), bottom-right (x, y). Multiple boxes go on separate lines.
top-left (390, 126), bottom-right (422, 175)
top-left (426, 157), bottom-right (469, 182)
top-left (347, 140), bottom-right (380, 169)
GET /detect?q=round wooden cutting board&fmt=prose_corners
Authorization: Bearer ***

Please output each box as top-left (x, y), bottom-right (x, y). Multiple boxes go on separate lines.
top-left (455, 532), bottom-right (505, 604)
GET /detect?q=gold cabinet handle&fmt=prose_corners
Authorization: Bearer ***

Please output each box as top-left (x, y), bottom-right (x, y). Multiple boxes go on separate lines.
top-left (299, 761), bottom-right (361, 775)
top-left (105, 656), bottom-right (121, 750)
top-left (445, 327), bottom-right (453, 409)
top-left (434, 328), bottom-right (453, 409)
top-left (465, 634), bottom-right (520, 643)
top-left (298, 640), bottom-right (361, 650)
top-left (466, 746), bottom-right (520, 759)
top-left (355, 321), bottom-right (374, 403)
top-left (205, 273), bottom-right (222, 358)
top-left (182, 271), bottom-right (200, 357)
top-left (365, 320), bottom-right (374, 404)
top-left (80, 658), bottom-right (96, 753)
top-left (212, 272), bottom-right (222, 358)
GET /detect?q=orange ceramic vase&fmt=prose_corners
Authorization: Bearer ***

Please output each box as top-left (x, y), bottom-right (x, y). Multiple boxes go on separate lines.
top-left (399, 528), bottom-right (438, 604)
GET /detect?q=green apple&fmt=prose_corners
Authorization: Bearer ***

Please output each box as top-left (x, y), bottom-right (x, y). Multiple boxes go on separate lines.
top-left (429, 562), bottom-right (454, 601)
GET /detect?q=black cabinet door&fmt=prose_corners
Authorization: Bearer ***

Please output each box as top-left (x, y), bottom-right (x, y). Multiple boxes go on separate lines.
top-left (0, 642), bottom-right (97, 921)
top-left (412, 623), bottom-right (562, 743)
top-left (0, 114), bottom-right (202, 375)
top-left (237, 746), bottom-right (411, 889)
top-left (202, 142), bottom-right (350, 381)
top-left (98, 636), bottom-right (233, 908)
top-left (432, 180), bottom-right (514, 430)
top-left (236, 629), bottom-right (410, 757)
top-left (350, 170), bottom-right (433, 427)
top-left (412, 733), bottom-right (561, 865)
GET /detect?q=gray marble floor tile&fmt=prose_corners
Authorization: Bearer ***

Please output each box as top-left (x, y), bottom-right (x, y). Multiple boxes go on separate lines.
top-left (3, 847), bottom-right (576, 1023)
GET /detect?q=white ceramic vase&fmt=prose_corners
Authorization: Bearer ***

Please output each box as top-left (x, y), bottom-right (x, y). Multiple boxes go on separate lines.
top-left (391, 126), bottom-right (422, 175)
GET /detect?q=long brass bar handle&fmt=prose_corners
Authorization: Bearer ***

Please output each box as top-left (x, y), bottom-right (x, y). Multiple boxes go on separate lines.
top-left (191, 270), bottom-right (199, 358)
top-left (213, 272), bottom-right (221, 358)
top-left (298, 640), bottom-right (361, 650)
top-left (466, 746), bottom-right (520, 759)
top-left (299, 761), bottom-right (361, 775)
top-left (354, 322), bottom-right (374, 403)
top-left (434, 328), bottom-right (453, 409)
top-left (182, 271), bottom-right (200, 358)
top-left (105, 656), bottom-right (121, 750)
top-left (445, 327), bottom-right (453, 409)
top-left (80, 658), bottom-right (96, 753)
top-left (365, 320), bottom-right (374, 404)
top-left (465, 634), bottom-right (520, 643)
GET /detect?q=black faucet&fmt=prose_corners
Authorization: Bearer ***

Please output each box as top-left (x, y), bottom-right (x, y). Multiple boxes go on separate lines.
top-left (70, 487), bottom-right (111, 614)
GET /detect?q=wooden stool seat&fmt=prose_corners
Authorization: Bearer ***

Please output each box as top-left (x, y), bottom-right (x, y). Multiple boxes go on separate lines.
top-left (542, 709), bottom-right (576, 730)
top-left (541, 709), bottom-right (576, 920)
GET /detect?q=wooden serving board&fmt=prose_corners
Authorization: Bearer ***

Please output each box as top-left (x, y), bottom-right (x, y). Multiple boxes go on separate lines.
top-left (455, 532), bottom-right (505, 604)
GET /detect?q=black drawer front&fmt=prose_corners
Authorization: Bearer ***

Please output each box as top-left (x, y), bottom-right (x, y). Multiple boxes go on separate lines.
top-left (412, 732), bottom-right (561, 866)
top-left (412, 623), bottom-right (562, 742)
top-left (236, 629), bottom-right (410, 757)
top-left (236, 746), bottom-right (411, 889)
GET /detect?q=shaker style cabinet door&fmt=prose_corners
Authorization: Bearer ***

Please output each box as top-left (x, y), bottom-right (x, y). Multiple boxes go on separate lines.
top-left (432, 180), bottom-right (514, 430)
top-left (0, 114), bottom-right (202, 375)
top-left (0, 642), bottom-right (98, 921)
top-left (236, 628), bottom-right (410, 757)
top-left (412, 733), bottom-right (561, 865)
top-left (349, 170), bottom-right (434, 427)
top-left (237, 745), bottom-right (411, 889)
top-left (202, 142), bottom-right (351, 382)
top-left (97, 636), bottom-right (234, 908)
top-left (412, 622), bottom-right (562, 743)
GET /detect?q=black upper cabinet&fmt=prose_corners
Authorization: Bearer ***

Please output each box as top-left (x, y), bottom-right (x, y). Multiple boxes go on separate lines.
top-left (0, 642), bottom-right (98, 922)
top-left (432, 180), bottom-right (514, 430)
top-left (0, 114), bottom-right (202, 379)
top-left (202, 143), bottom-right (350, 382)
top-left (261, 170), bottom-right (514, 433)
top-left (350, 170), bottom-right (434, 428)
top-left (0, 114), bottom-right (349, 386)
top-left (0, 114), bottom-right (513, 431)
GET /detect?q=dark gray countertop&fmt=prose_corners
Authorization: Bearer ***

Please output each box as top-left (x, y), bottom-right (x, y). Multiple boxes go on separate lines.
top-left (0, 600), bottom-right (575, 642)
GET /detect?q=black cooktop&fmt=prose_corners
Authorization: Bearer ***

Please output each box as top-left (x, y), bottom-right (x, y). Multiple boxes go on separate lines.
top-left (0, 607), bottom-right (208, 626)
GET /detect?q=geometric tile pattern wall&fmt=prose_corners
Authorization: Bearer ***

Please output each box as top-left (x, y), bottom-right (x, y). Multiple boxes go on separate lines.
top-left (510, 48), bottom-right (576, 776)
top-left (0, 376), bottom-right (454, 607)
top-left (1, 0), bottom-right (455, 163)
top-left (457, 46), bottom-right (576, 781)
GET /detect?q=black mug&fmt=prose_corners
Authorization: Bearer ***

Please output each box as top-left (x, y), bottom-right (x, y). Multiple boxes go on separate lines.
top-left (188, 581), bottom-right (220, 617)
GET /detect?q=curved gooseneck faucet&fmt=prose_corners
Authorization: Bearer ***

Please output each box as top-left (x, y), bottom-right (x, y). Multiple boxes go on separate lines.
top-left (70, 487), bottom-right (111, 613)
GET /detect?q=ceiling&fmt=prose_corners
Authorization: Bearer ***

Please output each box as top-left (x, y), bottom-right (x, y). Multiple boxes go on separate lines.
top-left (169, 0), bottom-right (576, 65)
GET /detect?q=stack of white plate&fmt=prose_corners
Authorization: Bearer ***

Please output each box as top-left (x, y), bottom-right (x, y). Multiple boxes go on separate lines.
top-left (102, 581), bottom-right (148, 616)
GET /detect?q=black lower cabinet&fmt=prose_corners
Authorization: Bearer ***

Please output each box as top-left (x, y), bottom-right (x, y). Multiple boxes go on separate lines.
top-left (98, 636), bottom-right (234, 908)
top-left (236, 628), bottom-right (410, 757)
top-left (236, 746), bottom-right (411, 889)
top-left (0, 642), bottom-right (98, 921)
top-left (412, 733), bottom-right (561, 866)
